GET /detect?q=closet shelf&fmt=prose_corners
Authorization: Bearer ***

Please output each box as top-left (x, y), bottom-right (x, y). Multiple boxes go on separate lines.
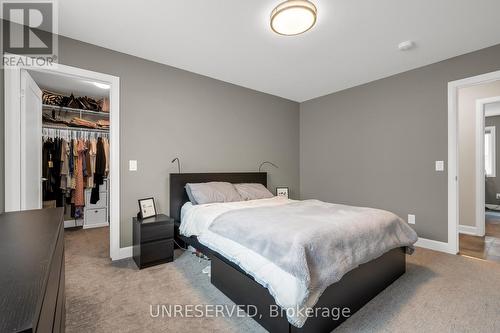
top-left (43, 104), bottom-right (109, 117)
top-left (42, 124), bottom-right (110, 133)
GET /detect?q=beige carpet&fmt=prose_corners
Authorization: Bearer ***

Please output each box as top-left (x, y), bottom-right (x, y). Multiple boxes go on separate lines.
top-left (65, 227), bottom-right (500, 333)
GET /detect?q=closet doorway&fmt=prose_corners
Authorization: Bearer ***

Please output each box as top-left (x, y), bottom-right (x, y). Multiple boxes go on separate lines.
top-left (4, 61), bottom-right (121, 260)
top-left (449, 69), bottom-right (500, 256)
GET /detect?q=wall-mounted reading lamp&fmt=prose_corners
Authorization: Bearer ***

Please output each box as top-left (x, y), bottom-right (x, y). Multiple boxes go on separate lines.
top-left (259, 161), bottom-right (279, 172)
top-left (171, 157), bottom-right (181, 173)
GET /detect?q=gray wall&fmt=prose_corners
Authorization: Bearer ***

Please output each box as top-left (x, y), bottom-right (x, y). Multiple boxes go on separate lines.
top-left (486, 115), bottom-right (500, 205)
top-left (300, 44), bottom-right (500, 242)
top-left (1, 35), bottom-right (300, 247)
top-left (4, 26), bottom-right (500, 246)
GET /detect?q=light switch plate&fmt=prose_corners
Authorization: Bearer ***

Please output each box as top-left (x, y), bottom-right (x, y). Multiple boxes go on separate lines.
top-left (435, 160), bottom-right (444, 171)
top-left (129, 160), bottom-right (137, 171)
top-left (408, 214), bottom-right (416, 225)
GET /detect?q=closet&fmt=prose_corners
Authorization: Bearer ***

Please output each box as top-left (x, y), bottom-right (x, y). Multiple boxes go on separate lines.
top-left (42, 128), bottom-right (109, 228)
top-left (32, 70), bottom-right (111, 229)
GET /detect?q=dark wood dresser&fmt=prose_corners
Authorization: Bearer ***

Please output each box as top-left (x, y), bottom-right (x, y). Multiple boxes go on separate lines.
top-left (0, 208), bottom-right (65, 333)
top-left (133, 214), bottom-right (174, 269)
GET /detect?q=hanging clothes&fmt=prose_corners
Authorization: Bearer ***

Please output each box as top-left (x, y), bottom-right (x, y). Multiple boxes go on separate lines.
top-left (42, 139), bottom-right (56, 200)
top-left (42, 138), bottom-right (64, 206)
top-left (60, 139), bottom-right (69, 190)
top-left (71, 140), bottom-right (78, 190)
top-left (104, 137), bottom-right (110, 175)
top-left (74, 139), bottom-right (86, 207)
top-left (69, 139), bottom-right (74, 176)
top-left (85, 140), bottom-right (91, 180)
top-left (53, 138), bottom-right (63, 207)
top-left (87, 138), bottom-right (97, 188)
top-left (42, 127), bottom-right (109, 222)
top-left (91, 137), bottom-right (106, 204)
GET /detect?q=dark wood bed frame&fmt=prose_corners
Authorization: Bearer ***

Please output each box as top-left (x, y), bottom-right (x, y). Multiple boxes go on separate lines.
top-left (170, 172), bottom-right (406, 333)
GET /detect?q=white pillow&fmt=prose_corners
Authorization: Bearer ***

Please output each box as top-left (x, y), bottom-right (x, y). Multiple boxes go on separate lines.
top-left (185, 182), bottom-right (242, 205)
top-left (234, 183), bottom-right (274, 201)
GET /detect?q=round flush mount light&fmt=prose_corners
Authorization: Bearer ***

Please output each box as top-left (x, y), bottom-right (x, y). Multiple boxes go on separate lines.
top-left (270, 0), bottom-right (317, 36)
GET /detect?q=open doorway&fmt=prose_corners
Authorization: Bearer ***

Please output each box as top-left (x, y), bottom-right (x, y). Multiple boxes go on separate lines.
top-left (4, 61), bottom-right (121, 260)
top-left (31, 69), bottom-right (111, 228)
top-left (456, 81), bottom-right (500, 262)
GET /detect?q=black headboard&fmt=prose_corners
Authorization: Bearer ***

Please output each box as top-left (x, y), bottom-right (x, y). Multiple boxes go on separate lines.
top-left (169, 172), bottom-right (267, 222)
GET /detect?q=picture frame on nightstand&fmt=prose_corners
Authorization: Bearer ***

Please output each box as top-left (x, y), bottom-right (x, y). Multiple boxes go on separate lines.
top-left (138, 197), bottom-right (157, 219)
top-left (276, 187), bottom-right (289, 199)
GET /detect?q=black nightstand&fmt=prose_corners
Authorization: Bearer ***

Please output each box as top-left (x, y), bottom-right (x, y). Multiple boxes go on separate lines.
top-left (133, 214), bottom-right (174, 269)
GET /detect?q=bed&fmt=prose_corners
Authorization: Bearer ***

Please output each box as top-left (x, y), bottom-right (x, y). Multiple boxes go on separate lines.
top-left (170, 172), bottom-right (416, 333)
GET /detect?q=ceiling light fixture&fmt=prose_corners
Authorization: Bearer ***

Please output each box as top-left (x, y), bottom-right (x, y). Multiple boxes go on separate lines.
top-left (92, 82), bottom-right (110, 89)
top-left (270, 0), bottom-right (317, 36)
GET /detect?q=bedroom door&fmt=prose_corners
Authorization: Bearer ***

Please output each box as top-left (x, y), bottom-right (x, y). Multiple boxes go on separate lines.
top-left (20, 69), bottom-right (43, 210)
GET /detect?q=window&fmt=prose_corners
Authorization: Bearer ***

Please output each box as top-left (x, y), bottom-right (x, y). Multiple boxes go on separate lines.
top-left (485, 126), bottom-right (496, 177)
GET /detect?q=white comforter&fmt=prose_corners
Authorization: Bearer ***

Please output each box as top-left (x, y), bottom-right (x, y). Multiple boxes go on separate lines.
top-left (180, 197), bottom-right (417, 327)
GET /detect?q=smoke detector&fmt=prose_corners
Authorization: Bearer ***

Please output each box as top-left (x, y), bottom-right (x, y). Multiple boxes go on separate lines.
top-left (398, 40), bottom-right (415, 51)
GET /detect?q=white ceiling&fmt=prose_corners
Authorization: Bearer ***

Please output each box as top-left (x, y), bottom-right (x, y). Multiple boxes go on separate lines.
top-left (28, 70), bottom-right (109, 98)
top-left (56, 0), bottom-right (500, 102)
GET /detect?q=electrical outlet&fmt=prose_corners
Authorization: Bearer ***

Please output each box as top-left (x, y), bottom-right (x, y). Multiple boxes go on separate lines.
top-left (496, 193), bottom-right (500, 200)
top-left (408, 214), bottom-right (416, 225)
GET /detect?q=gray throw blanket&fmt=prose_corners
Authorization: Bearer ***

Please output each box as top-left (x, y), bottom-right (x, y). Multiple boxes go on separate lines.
top-left (208, 200), bottom-right (418, 309)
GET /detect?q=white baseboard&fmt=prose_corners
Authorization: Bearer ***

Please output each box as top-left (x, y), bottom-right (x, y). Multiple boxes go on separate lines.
top-left (414, 237), bottom-right (456, 254)
top-left (64, 219), bottom-right (83, 228)
top-left (64, 220), bottom-right (74, 228)
top-left (115, 239), bottom-right (456, 259)
top-left (83, 222), bottom-right (109, 229)
top-left (459, 225), bottom-right (481, 236)
top-left (112, 246), bottom-right (132, 261)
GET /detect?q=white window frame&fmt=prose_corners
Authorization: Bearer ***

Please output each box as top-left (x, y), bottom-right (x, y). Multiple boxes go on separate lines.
top-left (485, 126), bottom-right (496, 178)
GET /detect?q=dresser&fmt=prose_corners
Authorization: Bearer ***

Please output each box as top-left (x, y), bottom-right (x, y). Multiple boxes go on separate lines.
top-left (0, 208), bottom-right (65, 333)
top-left (133, 214), bottom-right (174, 269)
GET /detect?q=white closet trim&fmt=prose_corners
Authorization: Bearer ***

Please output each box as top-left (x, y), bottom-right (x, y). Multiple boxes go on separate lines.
top-left (4, 58), bottom-right (122, 261)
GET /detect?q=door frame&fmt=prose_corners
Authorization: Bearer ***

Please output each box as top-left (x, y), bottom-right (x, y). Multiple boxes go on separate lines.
top-left (448, 70), bottom-right (500, 254)
top-left (475, 96), bottom-right (500, 237)
top-left (20, 70), bottom-right (43, 210)
top-left (4, 60), bottom-right (123, 261)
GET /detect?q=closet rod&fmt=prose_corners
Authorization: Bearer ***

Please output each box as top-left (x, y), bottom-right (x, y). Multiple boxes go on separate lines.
top-left (42, 126), bottom-right (109, 140)
top-left (42, 125), bottom-right (109, 134)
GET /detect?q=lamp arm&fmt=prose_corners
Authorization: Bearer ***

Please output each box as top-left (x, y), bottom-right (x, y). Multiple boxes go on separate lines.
top-left (171, 157), bottom-right (181, 174)
top-left (259, 161), bottom-right (279, 172)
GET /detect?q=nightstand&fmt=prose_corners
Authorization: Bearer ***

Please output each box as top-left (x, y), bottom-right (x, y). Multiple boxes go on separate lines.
top-left (133, 214), bottom-right (174, 269)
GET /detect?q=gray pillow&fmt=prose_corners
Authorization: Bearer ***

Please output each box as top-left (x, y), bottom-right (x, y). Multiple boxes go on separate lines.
top-left (185, 185), bottom-right (198, 205)
top-left (185, 182), bottom-right (243, 205)
top-left (234, 183), bottom-right (274, 201)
